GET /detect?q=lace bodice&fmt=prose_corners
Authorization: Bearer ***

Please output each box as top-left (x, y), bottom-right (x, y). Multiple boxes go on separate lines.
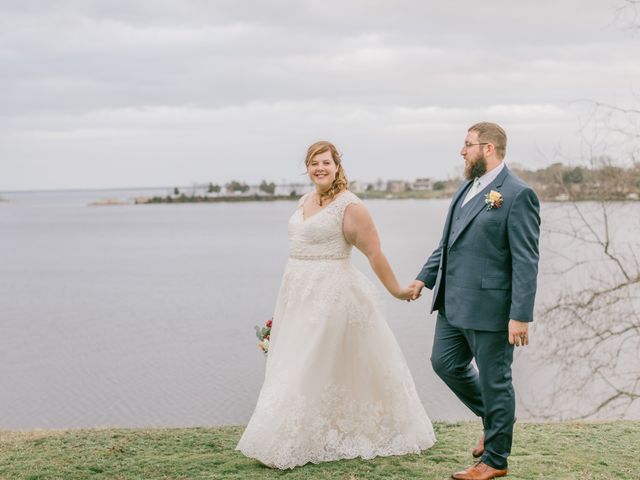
top-left (288, 191), bottom-right (362, 260)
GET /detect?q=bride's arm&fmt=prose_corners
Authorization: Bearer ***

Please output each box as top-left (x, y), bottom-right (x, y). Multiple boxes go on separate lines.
top-left (343, 203), bottom-right (412, 301)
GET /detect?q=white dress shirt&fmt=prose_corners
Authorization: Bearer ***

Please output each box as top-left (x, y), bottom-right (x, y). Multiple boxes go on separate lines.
top-left (462, 162), bottom-right (506, 206)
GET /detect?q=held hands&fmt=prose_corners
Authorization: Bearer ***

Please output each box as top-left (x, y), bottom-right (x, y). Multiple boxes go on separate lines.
top-left (409, 280), bottom-right (425, 301)
top-left (394, 280), bottom-right (425, 302)
top-left (508, 320), bottom-right (529, 347)
top-left (394, 287), bottom-right (415, 302)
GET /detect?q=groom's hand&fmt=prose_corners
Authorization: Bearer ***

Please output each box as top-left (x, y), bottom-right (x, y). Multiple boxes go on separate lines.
top-left (508, 320), bottom-right (529, 347)
top-left (409, 280), bottom-right (425, 301)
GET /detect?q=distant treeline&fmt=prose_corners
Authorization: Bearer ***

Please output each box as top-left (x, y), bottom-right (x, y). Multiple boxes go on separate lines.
top-left (141, 160), bottom-right (640, 204)
top-left (511, 159), bottom-right (640, 201)
top-left (142, 193), bottom-right (297, 204)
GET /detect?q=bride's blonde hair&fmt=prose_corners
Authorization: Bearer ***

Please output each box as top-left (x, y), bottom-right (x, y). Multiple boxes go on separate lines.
top-left (304, 140), bottom-right (349, 206)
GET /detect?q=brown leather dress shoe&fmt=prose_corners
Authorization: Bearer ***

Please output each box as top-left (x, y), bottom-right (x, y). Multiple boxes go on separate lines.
top-left (451, 462), bottom-right (508, 479)
top-left (471, 432), bottom-right (484, 458)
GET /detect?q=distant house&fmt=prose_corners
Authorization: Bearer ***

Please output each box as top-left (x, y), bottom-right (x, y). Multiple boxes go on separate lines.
top-left (349, 180), bottom-right (365, 193)
top-left (274, 183), bottom-right (312, 196)
top-left (413, 178), bottom-right (432, 191)
top-left (386, 180), bottom-right (408, 193)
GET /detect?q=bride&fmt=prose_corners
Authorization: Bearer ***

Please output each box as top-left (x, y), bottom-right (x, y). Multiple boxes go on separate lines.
top-left (236, 140), bottom-right (435, 469)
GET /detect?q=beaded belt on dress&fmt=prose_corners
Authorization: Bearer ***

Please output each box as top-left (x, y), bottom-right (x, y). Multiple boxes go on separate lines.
top-left (288, 253), bottom-right (350, 260)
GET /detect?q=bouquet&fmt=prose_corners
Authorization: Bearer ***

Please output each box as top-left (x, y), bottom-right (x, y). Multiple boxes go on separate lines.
top-left (254, 318), bottom-right (272, 355)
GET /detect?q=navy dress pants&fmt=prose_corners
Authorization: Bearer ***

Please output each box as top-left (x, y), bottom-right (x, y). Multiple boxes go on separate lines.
top-left (430, 310), bottom-right (515, 470)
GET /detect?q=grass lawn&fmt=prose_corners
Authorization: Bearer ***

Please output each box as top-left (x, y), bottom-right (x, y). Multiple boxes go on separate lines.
top-left (1, 421), bottom-right (638, 479)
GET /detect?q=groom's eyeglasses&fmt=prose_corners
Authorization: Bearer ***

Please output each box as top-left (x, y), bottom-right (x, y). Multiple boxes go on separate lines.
top-left (463, 142), bottom-right (489, 148)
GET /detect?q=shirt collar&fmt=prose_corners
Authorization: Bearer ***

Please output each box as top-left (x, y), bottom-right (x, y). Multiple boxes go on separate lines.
top-left (475, 161), bottom-right (505, 188)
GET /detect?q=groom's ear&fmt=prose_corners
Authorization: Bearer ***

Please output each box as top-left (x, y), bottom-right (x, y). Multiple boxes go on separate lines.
top-left (485, 143), bottom-right (495, 156)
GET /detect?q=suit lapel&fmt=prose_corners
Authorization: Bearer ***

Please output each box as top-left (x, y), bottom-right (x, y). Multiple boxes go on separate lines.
top-left (443, 180), bottom-right (473, 244)
top-left (449, 165), bottom-right (510, 247)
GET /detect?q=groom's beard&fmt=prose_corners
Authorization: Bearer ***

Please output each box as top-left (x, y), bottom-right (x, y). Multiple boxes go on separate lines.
top-left (464, 154), bottom-right (488, 180)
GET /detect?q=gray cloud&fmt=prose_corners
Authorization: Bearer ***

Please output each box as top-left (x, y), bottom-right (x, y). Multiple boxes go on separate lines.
top-left (1, 0), bottom-right (637, 190)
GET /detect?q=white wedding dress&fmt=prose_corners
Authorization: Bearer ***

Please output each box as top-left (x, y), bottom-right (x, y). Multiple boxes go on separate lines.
top-left (236, 191), bottom-right (435, 469)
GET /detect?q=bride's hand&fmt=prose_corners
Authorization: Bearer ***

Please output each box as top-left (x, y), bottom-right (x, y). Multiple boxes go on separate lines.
top-left (409, 280), bottom-right (424, 300)
top-left (394, 287), bottom-right (414, 302)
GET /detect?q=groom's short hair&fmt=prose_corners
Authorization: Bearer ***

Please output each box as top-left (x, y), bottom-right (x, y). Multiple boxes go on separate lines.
top-left (468, 122), bottom-right (507, 159)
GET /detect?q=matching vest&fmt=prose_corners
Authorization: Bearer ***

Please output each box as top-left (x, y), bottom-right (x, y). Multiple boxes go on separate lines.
top-left (448, 185), bottom-right (478, 244)
top-left (435, 182), bottom-right (477, 310)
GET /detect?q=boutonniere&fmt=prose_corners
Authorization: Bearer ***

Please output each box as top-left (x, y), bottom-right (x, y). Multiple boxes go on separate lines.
top-left (484, 190), bottom-right (503, 210)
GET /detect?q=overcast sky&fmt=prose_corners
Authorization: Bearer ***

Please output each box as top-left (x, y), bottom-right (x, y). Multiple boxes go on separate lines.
top-left (2, 0), bottom-right (639, 191)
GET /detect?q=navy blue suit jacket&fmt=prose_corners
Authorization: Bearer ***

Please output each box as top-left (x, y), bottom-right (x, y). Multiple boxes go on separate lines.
top-left (416, 165), bottom-right (540, 331)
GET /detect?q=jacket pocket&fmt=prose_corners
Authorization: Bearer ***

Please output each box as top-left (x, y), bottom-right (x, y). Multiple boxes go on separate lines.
top-left (481, 276), bottom-right (511, 290)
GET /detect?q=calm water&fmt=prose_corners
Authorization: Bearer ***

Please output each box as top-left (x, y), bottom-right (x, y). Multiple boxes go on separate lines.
top-left (1, 189), bottom-right (638, 429)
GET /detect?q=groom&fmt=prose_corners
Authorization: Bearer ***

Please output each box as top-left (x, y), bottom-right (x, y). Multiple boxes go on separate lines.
top-left (410, 122), bottom-right (540, 480)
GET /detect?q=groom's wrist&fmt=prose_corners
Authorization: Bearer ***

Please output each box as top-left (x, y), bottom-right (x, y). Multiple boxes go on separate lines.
top-left (416, 276), bottom-right (433, 289)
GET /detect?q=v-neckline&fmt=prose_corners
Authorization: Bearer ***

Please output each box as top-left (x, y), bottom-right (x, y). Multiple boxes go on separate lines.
top-left (301, 191), bottom-right (347, 222)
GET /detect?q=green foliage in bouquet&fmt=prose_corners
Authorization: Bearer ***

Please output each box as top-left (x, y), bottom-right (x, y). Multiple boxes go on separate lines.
top-left (254, 318), bottom-right (272, 355)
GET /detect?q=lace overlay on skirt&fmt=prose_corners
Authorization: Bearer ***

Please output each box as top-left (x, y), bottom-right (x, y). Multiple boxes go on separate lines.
top-left (236, 191), bottom-right (436, 469)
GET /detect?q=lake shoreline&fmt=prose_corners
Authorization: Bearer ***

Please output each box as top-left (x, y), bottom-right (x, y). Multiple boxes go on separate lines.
top-left (90, 191), bottom-right (640, 205)
top-left (0, 418), bottom-right (635, 434)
